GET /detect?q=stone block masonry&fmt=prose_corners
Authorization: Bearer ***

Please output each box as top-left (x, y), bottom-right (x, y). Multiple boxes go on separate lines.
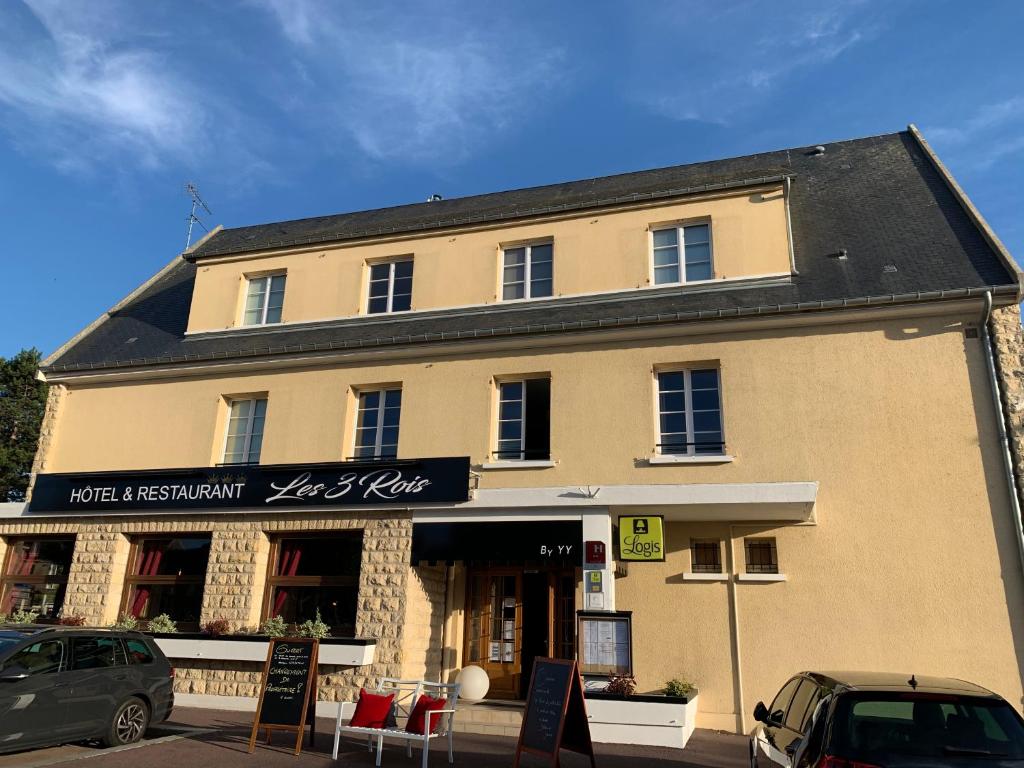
top-left (0, 511), bottom-right (437, 703)
top-left (990, 304), bottom-right (1024, 510)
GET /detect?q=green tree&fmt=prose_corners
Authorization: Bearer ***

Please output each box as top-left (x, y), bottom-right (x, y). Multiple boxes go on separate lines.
top-left (0, 349), bottom-right (47, 502)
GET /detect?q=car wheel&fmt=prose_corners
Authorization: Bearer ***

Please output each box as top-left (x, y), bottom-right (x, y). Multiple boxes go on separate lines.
top-left (102, 697), bottom-right (149, 747)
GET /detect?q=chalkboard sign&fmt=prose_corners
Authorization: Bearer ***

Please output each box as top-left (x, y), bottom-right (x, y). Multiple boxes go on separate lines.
top-left (514, 658), bottom-right (596, 768)
top-left (248, 638), bottom-right (319, 756)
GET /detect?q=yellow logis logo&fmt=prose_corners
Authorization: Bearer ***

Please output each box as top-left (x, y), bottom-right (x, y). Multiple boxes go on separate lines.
top-left (618, 515), bottom-right (665, 561)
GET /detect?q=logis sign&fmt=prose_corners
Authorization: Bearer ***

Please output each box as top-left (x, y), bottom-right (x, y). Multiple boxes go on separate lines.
top-left (617, 515), bottom-right (665, 562)
top-left (28, 457), bottom-right (471, 513)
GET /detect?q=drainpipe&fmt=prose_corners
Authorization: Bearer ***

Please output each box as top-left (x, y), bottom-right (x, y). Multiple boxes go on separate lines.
top-left (979, 291), bottom-right (1024, 580)
top-left (728, 525), bottom-right (746, 734)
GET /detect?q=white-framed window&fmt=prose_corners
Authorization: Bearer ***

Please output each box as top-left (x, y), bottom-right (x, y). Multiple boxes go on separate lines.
top-left (496, 378), bottom-right (550, 460)
top-left (242, 274), bottom-right (286, 325)
top-left (367, 260), bottom-right (413, 314)
top-left (502, 243), bottom-right (553, 300)
top-left (651, 222), bottom-right (712, 284)
top-left (223, 398), bottom-right (267, 464)
top-left (657, 368), bottom-right (723, 455)
top-left (353, 389), bottom-right (402, 459)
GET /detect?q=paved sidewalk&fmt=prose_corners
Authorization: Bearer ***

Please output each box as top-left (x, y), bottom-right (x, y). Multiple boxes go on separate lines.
top-left (0, 707), bottom-right (749, 768)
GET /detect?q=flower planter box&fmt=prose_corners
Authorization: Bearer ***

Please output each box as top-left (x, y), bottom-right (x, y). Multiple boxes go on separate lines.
top-left (150, 633), bottom-right (376, 666)
top-left (584, 691), bottom-right (698, 749)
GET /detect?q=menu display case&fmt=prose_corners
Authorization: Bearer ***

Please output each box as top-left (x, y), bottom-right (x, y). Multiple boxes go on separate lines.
top-left (577, 610), bottom-right (633, 677)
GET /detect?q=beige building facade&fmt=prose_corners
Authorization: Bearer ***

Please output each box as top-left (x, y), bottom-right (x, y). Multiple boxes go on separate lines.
top-left (4, 127), bottom-right (1024, 733)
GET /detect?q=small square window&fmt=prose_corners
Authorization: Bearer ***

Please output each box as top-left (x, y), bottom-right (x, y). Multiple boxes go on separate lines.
top-left (651, 223), bottom-right (713, 284)
top-left (367, 259), bottom-right (414, 314)
top-left (744, 538), bottom-right (778, 574)
top-left (691, 539), bottom-right (722, 574)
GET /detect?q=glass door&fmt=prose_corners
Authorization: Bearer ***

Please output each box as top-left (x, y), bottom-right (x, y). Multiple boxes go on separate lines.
top-left (464, 569), bottom-right (522, 698)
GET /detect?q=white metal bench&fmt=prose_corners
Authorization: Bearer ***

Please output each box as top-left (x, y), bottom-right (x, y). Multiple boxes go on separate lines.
top-left (332, 678), bottom-right (461, 767)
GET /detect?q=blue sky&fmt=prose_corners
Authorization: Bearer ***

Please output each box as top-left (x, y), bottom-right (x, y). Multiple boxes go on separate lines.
top-left (1, 0), bottom-right (1022, 358)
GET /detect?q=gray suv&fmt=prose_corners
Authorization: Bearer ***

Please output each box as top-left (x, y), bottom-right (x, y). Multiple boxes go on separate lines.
top-left (0, 625), bottom-right (174, 753)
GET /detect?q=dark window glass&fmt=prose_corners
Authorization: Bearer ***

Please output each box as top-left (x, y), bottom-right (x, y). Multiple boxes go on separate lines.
top-left (3, 639), bottom-right (64, 675)
top-left (1, 537), bottom-right (75, 619)
top-left (71, 637), bottom-right (126, 670)
top-left (786, 680), bottom-right (818, 731)
top-left (769, 678), bottom-right (802, 723)
top-left (745, 538), bottom-right (778, 574)
top-left (835, 694), bottom-right (1024, 759)
top-left (691, 540), bottom-right (722, 573)
top-left (354, 388), bottom-right (402, 459)
top-left (125, 536), bottom-right (211, 630)
top-left (125, 638), bottom-right (154, 664)
top-left (367, 260), bottom-right (413, 314)
top-left (266, 533), bottom-right (363, 636)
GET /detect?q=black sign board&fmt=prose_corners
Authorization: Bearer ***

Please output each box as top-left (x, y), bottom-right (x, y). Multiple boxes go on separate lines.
top-left (29, 457), bottom-right (470, 513)
top-left (411, 521), bottom-right (583, 565)
top-left (514, 658), bottom-right (596, 768)
top-left (248, 638), bottom-right (319, 756)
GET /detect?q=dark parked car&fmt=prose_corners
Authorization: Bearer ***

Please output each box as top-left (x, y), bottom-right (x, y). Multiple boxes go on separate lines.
top-left (0, 625), bottom-right (174, 753)
top-left (751, 671), bottom-right (1024, 768)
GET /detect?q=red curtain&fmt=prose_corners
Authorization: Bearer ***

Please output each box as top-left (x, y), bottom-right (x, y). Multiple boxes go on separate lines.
top-left (272, 541), bottom-right (303, 616)
top-left (130, 542), bottom-right (165, 617)
top-left (11, 543), bottom-right (38, 576)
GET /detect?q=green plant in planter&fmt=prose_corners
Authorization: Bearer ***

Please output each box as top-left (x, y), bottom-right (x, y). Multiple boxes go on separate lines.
top-left (664, 678), bottom-right (696, 698)
top-left (605, 673), bottom-right (637, 696)
top-left (111, 614), bottom-right (138, 631)
top-left (298, 609), bottom-right (330, 639)
top-left (147, 614), bottom-right (177, 633)
top-left (9, 609), bottom-right (40, 624)
top-left (261, 615), bottom-right (288, 637)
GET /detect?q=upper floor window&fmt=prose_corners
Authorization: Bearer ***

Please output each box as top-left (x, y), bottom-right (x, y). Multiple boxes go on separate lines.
top-left (353, 388), bottom-right (401, 459)
top-left (496, 378), bottom-right (550, 460)
top-left (657, 368), bottom-right (723, 455)
top-left (243, 273), bottom-right (286, 325)
top-left (223, 397), bottom-right (267, 464)
top-left (368, 260), bottom-right (413, 314)
top-left (652, 223), bottom-right (712, 284)
top-left (503, 243), bottom-right (553, 300)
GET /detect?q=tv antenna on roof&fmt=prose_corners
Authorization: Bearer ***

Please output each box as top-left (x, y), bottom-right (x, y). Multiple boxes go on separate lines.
top-left (184, 182), bottom-right (213, 251)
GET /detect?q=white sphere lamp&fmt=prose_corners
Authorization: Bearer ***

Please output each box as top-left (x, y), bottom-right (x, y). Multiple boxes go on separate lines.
top-left (456, 665), bottom-right (490, 701)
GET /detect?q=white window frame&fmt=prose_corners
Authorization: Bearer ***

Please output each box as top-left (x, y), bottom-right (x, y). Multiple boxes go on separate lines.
top-left (496, 380), bottom-right (527, 459)
top-left (366, 259), bottom-right (413, 314)
top-left (649, 221), bottom-right (713, 286)
top-left (351, 388), bottom-right (402, 459)
top-left (221, 397), bottom-right (267, 465)
top-left (241, 273), bottom-right (286, 326)
top-left (654, 367), bottom-right (724, 457)
top-left (501, 241), bottom-right (553, 301)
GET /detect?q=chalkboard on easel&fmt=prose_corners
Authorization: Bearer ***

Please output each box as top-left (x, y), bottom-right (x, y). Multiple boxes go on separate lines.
top-left (513, 658), bottom-right (596, 768)
top-left (248, 638), bottom-right (319, 756)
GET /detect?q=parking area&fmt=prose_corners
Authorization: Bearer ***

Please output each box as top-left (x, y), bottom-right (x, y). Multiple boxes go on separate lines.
top-left (0, 708), bottom-right (749, 768)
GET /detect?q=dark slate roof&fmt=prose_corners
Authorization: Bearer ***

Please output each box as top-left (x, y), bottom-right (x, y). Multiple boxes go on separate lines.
top-left (45, 131), bottom-right (1018, 374)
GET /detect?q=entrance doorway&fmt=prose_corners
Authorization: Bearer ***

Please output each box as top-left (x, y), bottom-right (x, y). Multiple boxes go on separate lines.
top-left (463, 567), bottom-right (577, 699)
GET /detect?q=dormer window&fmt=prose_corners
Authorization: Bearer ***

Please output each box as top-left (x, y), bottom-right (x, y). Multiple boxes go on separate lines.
top-left (367, 259), bottom-right (413, 314)
top-left (502, 242), bottom-right (553, 300)
top-left (242, 273), bottom-right (286, 325)
top-left (652, 223), bottom-right (712, 284)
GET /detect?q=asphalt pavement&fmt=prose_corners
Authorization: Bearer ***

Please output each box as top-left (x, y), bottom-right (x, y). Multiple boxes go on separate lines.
top-left (0, 707), bottom-right (749, 768)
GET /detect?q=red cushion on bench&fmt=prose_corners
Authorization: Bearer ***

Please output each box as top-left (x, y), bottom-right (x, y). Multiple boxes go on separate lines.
top-left (349, 689), bottom-right (396, 729)
top-left (405, 694), bottom-right (448, 735)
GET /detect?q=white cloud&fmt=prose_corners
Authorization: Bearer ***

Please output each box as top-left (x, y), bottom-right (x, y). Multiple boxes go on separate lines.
top-left (251, 1), bottom-right (566, 164)
top-left (0, 0), bottom-right (208, 172)
top-left (925, 96), bottom-right (1024, 170)
top-left (633, 0), bottom-right (879, 124)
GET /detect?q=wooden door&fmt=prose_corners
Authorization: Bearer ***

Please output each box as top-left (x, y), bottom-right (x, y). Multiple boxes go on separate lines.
top-left (464, 569), bottom-right (522, 698)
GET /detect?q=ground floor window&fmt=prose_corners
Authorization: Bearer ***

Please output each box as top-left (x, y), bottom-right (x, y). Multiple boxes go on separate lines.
top-left (123, 535), bottom-right (211, 631)
top-left (264, 532), bottom-right (363, 636)
top-left (0, 537), bottom-right (75, 620)
top-left (744, 537), bottom-right (779, 574)
top-left (690, 539), bottom-right (723, 574)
